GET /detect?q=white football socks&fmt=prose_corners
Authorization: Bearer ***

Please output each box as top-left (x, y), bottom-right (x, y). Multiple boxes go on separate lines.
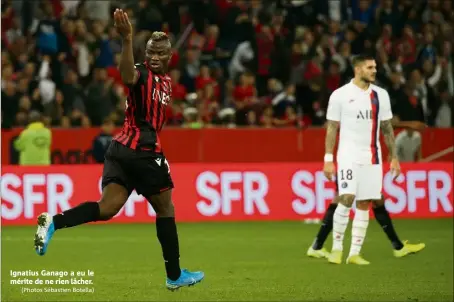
top-left (349, 209), bottom-right (369, 257)
top-left (332, 203), bottom-right (351, 251)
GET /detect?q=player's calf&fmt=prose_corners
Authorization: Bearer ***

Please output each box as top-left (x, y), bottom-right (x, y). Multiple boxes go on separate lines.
top-left (310, 202), bottom-right (338, 252)
top-left (348, 200), bottom-right (370, 259)
top-left (147, 189), bottom-right (204, 287)
top-left (331, 194), bottom-right (355, 254)
top-left (371, 198), bottom-right (404, 250)
top-left (35, 184), bottom-right (129, 256)
top-left (147, 190), bottom-right (183, 281)
top-left (372, 197), bottom-right (426, 256)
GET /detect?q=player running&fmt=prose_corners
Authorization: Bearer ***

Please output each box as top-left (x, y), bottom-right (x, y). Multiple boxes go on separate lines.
top-left (322, 54), bottom-right (403, 265)
top-left (307, 120), bottom-right (426, 260)
top-left (34, 9), bottom-right (204, 290)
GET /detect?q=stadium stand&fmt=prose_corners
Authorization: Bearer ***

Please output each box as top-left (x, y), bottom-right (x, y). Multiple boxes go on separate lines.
top-left (1, 0), bottom-right (453, 129)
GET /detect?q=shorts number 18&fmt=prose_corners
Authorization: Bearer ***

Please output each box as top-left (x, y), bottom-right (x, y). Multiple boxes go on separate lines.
top-left (340, 169), bottom-right (353, 180)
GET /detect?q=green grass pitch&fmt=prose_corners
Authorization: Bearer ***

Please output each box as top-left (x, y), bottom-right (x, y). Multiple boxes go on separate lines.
top-left (1, 219), bottom-right (453, 301)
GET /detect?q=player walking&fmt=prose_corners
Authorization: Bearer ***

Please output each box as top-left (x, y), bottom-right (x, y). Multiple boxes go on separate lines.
top-left (34, 9), bottom-right (204, 290)
top-left (323, 54), bottom-right (402, 265)
top-left (307, 120), bottom-right (426, 260)
top-left (306, 194), bottom-right (425, 260)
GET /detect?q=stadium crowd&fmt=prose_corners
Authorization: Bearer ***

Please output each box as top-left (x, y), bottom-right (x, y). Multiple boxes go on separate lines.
top-left (1, 0), bottom-right (453, 129)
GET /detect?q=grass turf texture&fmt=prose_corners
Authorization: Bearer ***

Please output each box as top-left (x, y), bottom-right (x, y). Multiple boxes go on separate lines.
top-left (2, 219), bottom-right (453, 301)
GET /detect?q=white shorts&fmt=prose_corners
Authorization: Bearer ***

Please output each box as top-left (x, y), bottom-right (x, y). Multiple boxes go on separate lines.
top-left (336, 162), bottom-right (383, 200)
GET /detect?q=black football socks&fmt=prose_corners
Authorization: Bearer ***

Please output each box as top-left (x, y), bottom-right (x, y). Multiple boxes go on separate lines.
top-left (312, 203), bottom-right (338, 250)
top-left (311, 202), bottom-right (405, 251)
top-left (53, 202), bottom-right (100, 230)
top-left (372, 205), bottom-right (404, 250)
top-left (156, 217), bottom-right (181, 281)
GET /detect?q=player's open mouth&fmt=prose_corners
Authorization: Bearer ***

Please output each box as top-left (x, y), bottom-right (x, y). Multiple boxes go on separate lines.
top-left (150, 63), bottom-right (160, 68)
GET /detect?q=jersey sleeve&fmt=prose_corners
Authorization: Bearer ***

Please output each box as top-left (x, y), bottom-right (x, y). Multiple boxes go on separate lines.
top-left (133, 63), bottom-right (147, 85)
top-left (326, 90), bottom-right (342, 121)
top-left (379, 90), bottom-right (393, 121)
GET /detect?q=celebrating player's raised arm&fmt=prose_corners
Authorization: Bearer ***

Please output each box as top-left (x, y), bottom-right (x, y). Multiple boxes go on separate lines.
top-left (379, 91), bottom-right (401, 180)
top-left (324, 91), bottom-right (341, 181)
top-left (114, 9), bottom-right (138, 85)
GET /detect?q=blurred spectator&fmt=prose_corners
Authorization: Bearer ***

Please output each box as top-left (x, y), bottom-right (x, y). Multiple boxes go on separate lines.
top-left (246, 110), bottom-right (258, 127)
top-left (0, 0), bottom-right (452, 130)
top-left (229, 38), bottom-right (254, 81)
top-left (260, 106), bottom-right (274, 128)
top-left (85, 68), bottom-right (121, 126)
top-left (92, 118), bottom-right (115, 163)
top-left (199, 83), bottom-right (221, 125)
top-left (1, 81), bottom-right (18, 129)
top-left (392, 80), bottom-right (425, 124)
top-left (271, 84), bottom-right (296, 118)
top-left (14, 111), bottom-right (51, 166)
top-left (170, 69), bottom-right (187, 103)
top-left (395, 128), bottom-right (422, 162)
top-left (234, 72), bottom-right (256, 125)
top-left (183, 107), bottom-right (203, 129)
top-left (435, 84), bottom-right (454, 127)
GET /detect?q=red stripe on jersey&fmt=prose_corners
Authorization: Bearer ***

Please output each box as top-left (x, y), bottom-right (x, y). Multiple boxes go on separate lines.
top-left (131, 91), bottom-right (139, 149)
top-left (120, 120), bottom-right (130, 144)
top-left (124, 90), bottom-right (136, 147)
top-left (152, 77), bottom-right (161, 130)
top-left (130, 89), bottom-right (143, 149)
top-left (369, 90), bottom-right (380, 164)
top-left (146, 72), bottom-right (153, 123)
top-left (158, 76), bottom-right (170, 131)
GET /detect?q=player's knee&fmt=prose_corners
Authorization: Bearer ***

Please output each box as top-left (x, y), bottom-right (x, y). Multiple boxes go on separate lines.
top-left (372, 196), bottom-right (385, 208)
top-left (156, 201), bottom-right (175, 218)
top-left (98, 197), bottom-right (124, 220)
top-left (338, 194), bottom-right (355, 207)
top-left (356, 200), bottom-right (370, 210)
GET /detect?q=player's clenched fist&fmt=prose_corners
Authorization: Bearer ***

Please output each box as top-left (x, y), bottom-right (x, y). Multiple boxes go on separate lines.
top-left (114, 9), bottom-right (132, 38)
top-left (323, 161), bottom-right (335, 181)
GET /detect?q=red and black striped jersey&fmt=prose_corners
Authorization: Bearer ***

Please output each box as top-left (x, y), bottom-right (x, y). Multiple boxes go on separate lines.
top-left (113, 62), bottom-right (172, 153)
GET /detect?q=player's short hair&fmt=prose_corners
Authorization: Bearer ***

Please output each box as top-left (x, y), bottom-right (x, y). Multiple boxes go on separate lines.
top-left (150, 31), bottom-right (169, 43)
top-left (352, 54), bottom-right (375, 67)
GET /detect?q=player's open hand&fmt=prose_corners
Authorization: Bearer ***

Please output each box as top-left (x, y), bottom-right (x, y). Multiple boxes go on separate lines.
top-left (114, 9), bottom-right (132, 38)
top-left (323, 161), bottom-right (335, 181)
top-left (390, 158), bottom-right (401, 181)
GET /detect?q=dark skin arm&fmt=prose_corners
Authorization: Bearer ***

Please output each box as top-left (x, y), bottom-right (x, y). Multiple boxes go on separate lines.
top-left (114, 9), bottom-right (138, 85)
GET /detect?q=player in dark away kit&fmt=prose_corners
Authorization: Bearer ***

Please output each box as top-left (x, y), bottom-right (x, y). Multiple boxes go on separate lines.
top-left (34, 9), bottom-right (204, 290)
